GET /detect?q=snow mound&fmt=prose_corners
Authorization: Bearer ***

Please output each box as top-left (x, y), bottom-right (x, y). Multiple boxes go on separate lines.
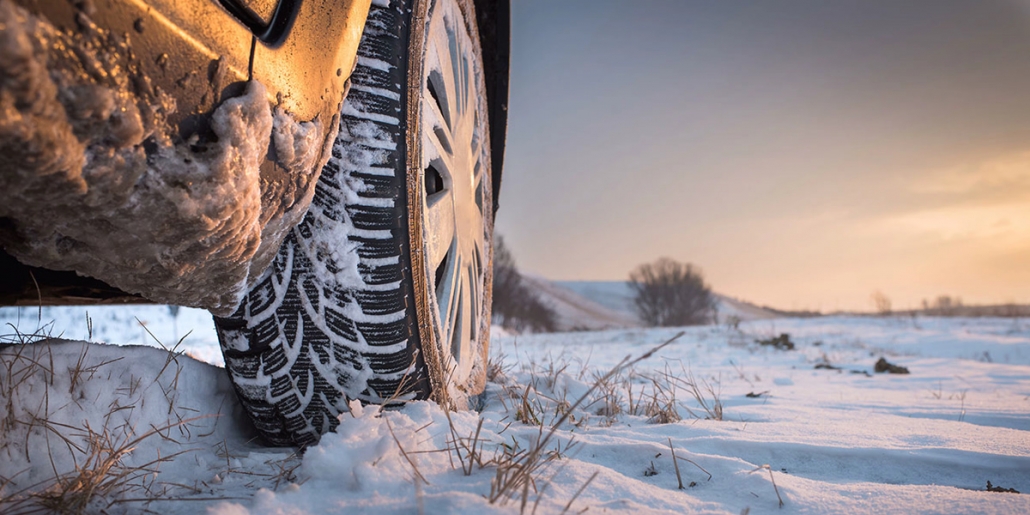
top-left (0, 339), bottom-right (261, 513)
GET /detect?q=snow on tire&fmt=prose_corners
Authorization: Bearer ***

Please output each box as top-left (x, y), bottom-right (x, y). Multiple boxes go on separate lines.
top-left (214, 0), bottom-right (493, 447)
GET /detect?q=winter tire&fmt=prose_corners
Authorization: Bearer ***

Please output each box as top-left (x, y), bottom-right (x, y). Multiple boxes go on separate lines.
top-left (214, 0), bottom-right (493, 447)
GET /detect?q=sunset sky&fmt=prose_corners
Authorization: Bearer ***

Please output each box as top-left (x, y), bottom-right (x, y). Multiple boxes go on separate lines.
top-left (494, 0), bottom-right (1030, 312)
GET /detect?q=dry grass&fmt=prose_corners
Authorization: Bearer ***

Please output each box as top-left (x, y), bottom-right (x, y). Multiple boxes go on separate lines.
top-left (415, 332), bottom-right (691, 513)
top-left (479, 332), bottom-right (685, 512)
top-left (1, 343), bottom-right (176, 513)
top-left (443, 410), bottom-right (489, 476)
top-left (0, 321), bottom-right (240, 514)
top-left (639, 370), bottom-right (683, 424)
top-left (590, 370), bottom-right (624, 424)
top-left (3, 418), bottom-right (200, 515)
top-left (663, 365), bottom-right (723, 421)
top-left (5, 313), bottom-right (729, 514)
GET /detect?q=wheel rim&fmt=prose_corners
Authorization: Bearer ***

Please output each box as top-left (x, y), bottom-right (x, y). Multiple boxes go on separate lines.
top-left (418, 0), bottom-right (490, 391)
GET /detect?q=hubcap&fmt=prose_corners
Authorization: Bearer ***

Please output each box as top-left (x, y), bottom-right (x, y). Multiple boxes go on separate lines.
top-left (419, 0), bottom-right (490, 388)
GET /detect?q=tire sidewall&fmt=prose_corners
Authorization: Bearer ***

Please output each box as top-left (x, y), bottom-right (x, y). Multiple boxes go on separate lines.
top-left (405, 0), bottom-right (494, 407)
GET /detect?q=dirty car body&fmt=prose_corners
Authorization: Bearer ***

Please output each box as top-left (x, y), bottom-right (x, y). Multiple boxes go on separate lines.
top-left (0, 0), bottom-right (508, 316)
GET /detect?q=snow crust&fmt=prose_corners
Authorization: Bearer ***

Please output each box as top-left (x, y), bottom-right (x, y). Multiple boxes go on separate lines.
top-left (0, 1), bottom-right (333, 315)
top-left (2, 314), bottom-right (1028, 514)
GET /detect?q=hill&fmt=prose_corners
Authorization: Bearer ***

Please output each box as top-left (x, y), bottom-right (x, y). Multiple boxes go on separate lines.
top-left (516, 278), bottom-right (778, 332)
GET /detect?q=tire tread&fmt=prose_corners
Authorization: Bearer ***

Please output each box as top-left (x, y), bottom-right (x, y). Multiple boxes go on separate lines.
top-left (214, 0), bottom-right (430, 447)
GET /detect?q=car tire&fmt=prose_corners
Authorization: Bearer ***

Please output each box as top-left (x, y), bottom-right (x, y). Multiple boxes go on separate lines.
top-left (213, 0), bottom-right (493, 447)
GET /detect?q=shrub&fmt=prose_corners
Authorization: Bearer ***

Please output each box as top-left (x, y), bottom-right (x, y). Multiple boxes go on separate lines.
top-left (629, 258), bottom-right (715, 327)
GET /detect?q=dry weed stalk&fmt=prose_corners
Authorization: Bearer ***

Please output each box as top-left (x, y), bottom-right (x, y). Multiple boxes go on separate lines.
top-left (642, 371), bottom-right (682, 424)
top-left (384, 417), bottom-right (430, 485)
top-left (590, 371), bottom-right (623, 425)
top-left (443, 410), bottom-right (489, 476)
top-left (486, 332), bottom-right (685, 510)
top-left (515, 384), bottom-right (544, 426)
top-left (749, 464), bottom-right (785, 507)
top-left (664, 366), bottom-right (723, 421)
top-left (669, 438), bottom-right (685, 490)
top-left (486, 350), bottom-right (514, 383)
top-left (668, 438), bottom-right (711, 483)
top-left (560, 470), bottom-right (598, 514)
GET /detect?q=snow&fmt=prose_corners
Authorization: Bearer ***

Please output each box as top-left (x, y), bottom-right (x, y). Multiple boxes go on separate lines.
top-left (0, 305), bottom-right (223, 366)
top-left (1, 309), bottom-right (1028, 514)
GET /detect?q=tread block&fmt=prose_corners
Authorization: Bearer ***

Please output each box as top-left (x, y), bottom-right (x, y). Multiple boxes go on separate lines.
top-left (251, 315), bottom-right (280, 350)
top-left (270, 374), bottom-right (294, 398)
top-left (327, 287), bottom-right (353, 307)
top-left (332, 344), bottom-right (363, 370)
top-left (312, 188), bottom-right (346, 222)
top-left (366, 377), bottom-right (412, 399)
top-left (262, 345), bottom-right (290, 375)
top-left (348, 204), bottom-right (399, 231)
top-left (284, 414), bottom-right (307, 433)
top-left (346, 89), bottom-right (396, 118)
top-left (253, 416), bottom-right (286, 435)
top-left (282, 311), bottom-right (299, 348)
top-left (261, 346), bottom-right (290, 374)
top-left (358, 262), bottom-right (402, 285)
top-left (350, 66), bottom-right (398, 93)
top-left (357, 317), bottom-right (409, 346)
top-left (367, 349), bottom-right (415, 375)
top-left (324, 306), bottom-right (359, 341)
top-left (350, 236), bottom-right (400, 259)
top-left (296, 216), bottom-right (314, 240)
top-left (355, 289), bottom-right (406, 316)
top-left (299, 275), bottom-right (321, 314)
top-left (247, 275), bottom-right (279, 316)
top-left (352, 172), bottom-right (398, 199)
top-left (224, 352), bottom-right (261, 379)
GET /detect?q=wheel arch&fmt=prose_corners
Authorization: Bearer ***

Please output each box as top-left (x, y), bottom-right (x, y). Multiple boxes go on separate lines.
top-left (472, 0), bottom-right (510, 218)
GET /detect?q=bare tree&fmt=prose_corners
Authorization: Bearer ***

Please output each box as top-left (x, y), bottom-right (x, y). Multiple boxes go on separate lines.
top-left (629, 258), bottom-right (715, 327)
top-left (870, 290), bottom-right (892, 316)
top-left (491, 236), bottom-right (558, 333)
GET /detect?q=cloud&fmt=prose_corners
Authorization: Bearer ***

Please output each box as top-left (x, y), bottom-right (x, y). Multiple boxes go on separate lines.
top-left (868, 150), bottom-right (1030, 244)
top-left (885, 202), bottom-right (1030, 243)
top-left (910, 150), bottom-right (1030, 202)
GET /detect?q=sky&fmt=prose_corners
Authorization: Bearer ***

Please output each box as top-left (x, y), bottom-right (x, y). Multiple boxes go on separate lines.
top-left (494, 0), bottom-right (1030, 312)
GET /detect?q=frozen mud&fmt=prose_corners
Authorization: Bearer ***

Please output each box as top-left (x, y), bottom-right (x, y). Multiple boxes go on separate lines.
top-left (0, 1), bottom-right (335, 315)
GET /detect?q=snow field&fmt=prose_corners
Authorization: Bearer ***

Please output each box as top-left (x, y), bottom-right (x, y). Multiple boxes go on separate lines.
top-left (0, 313), bottom-right (1028, 514)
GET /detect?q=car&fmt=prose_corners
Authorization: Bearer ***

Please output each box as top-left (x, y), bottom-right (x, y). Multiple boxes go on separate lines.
top-left (0, 0), bottom-right (509, 446)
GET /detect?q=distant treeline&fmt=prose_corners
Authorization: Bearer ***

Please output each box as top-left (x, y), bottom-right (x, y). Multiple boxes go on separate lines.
top-left (760, 302), bottom-right (1030, 318)
top-left (900, 303), bottom-right (1030, 318)
top-left (894, 295), bottom-right (1030, 317)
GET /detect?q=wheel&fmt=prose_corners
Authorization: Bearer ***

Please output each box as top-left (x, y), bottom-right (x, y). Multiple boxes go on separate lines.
top-left (213, 0), bottom-right (493, 447)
